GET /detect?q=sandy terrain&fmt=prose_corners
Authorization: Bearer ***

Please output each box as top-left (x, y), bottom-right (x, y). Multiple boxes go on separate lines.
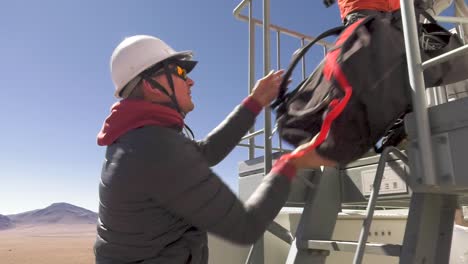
top-left (0, 224), bottom-right (96, 264)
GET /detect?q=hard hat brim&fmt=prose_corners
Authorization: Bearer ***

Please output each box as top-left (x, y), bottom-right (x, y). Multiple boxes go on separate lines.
top-left (167, 50), bottom-right (197, 73)
top-left (175, 59), bottom-right (198, 73)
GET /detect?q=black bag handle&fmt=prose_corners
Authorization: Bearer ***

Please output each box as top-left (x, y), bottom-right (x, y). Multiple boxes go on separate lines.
top-left (271, 25), bottom-right (344, 109)
top-left (419, 10), bottom-right (437, 24)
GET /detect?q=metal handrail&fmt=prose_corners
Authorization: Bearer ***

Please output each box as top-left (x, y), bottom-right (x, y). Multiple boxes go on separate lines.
top-left (233, 0), bottom-right (333, 48)
top-left (424, 14), bottom-right (468, 70)
top-left (262, 0), bottom-right (273, 176)
top-left (234, 0), bottom-right (333, 165)
top-left (400, 0), bottom-right (437, 186)
top-left (233, 0), bottom-right (250, 17)
top-left (427, 14), bottom-right (468, 107)
top-left (422, 44), bottom-right (468, 69)
top-left (433, 15), bottom-right (468, 24)
top-left (247, 0), bottom-right (256, 160)
top-left (241, 129), bottom-right (265, 141)
top-left (401, 3), bottom-right (468, 186)
top-left (238, 143), bottom-right (288, 152)
top-left (234, 13), bottom-right (334, 48)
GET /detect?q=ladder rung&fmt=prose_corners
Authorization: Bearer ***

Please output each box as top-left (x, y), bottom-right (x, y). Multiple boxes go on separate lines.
top-left (267, 221), bottom-right (294, 244)
top-left (298, 239), bottom-right (401, 257)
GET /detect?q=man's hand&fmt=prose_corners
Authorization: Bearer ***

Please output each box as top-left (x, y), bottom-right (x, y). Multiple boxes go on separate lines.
top-left (282, 134), bottom-right (338, 169)
top-left (287, 135), bottom-right (337, 169)
top-left (250, 69), bottom-right (288, 107)
top-left (323, 0), bottom-right (336, 8)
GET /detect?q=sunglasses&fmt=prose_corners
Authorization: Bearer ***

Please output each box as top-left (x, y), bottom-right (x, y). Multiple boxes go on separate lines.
top-left (173, 65), bottom-right (188, 81)
top-left (148, 65), bottom-right (188, 81)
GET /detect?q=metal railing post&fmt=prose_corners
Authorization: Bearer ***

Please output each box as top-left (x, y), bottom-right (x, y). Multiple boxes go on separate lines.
top-left (301, 38), bottom-right (306, 79)
top-left (276, 30), bottom-right (283, 153)
top-left (458, 24), bottom-right (466, 44)
top-left (248, 0), bottom-right (256, 159)
top-left (263, 0), bottom-right (272, 175)
top-left (400, 0), bottom-right (437, 186)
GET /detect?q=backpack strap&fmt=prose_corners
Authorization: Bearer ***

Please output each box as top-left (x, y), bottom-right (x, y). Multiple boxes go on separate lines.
top-left (419, 9), bottom-right (437, 24)
top-left (271, 25), bottom-right (345, 109)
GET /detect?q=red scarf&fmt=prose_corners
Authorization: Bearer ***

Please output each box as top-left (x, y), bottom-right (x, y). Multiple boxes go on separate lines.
top-left (97, 99), bottom-right (184, 146)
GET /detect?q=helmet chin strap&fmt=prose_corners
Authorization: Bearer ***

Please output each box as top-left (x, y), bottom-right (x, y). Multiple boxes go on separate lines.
top-left (160, 61), bottom-right (195, 138)
top-left (141, 61), bottom-right (195, 138)
top-left (162, 61), bottom-right (184, 116)
top-left (141, 61), bottom-right (185, 116)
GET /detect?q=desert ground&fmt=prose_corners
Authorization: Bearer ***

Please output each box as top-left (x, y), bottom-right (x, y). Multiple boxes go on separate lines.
top-left (0, 224), bottom-right (96, 264)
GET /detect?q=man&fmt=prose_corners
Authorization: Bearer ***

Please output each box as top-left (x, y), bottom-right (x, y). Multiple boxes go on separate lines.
top-left (326, 0), bottom-right (467, 31)
top-left (323, 0), bottom-right (400, 25)
top-left (338, 0), bottom-right (400, 24)
top-left (94, 35), bottom-right (322, 264)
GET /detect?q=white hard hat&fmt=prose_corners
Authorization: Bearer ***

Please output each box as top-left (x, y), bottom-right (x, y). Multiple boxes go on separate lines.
top-left (110, 35), bottom-right (195, 98)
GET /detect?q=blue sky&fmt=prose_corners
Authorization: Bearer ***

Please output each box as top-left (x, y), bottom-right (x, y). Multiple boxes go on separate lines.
top-left (1, 1), bottom-right (455, 214)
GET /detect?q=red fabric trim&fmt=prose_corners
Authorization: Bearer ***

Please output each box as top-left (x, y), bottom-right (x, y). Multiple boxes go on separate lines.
top-left (337, 0), bottom-right (400, 19)
top-left (242, 96), bottom-right (263, 115)
top-left (97, 99), bottom-right (184, 146)
top-left (271, 158), bottom-right (297, 181)
top-left (324, 18), bottom-right (365, 79)
top-left (283, 68), bottom-right (353, 160)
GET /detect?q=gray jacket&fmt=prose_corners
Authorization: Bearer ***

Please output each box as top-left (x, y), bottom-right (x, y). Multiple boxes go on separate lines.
top-left (94, 102), bottom-right (293, 264)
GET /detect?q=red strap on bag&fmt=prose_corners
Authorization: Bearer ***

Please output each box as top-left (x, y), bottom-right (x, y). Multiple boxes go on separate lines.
top-left (281, 18), bottom-right (367, 161)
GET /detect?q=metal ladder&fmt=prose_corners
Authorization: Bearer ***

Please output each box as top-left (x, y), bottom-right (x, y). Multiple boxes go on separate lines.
top-left (233, 0), bottom-right (468, 263)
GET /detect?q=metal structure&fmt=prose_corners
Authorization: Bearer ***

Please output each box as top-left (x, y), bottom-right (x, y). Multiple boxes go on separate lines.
top-left (233, 0), bottom-right (468, 263)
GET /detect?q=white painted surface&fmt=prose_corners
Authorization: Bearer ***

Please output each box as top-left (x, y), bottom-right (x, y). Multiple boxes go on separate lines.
top-left (208, 209), bottom-right (407, 264)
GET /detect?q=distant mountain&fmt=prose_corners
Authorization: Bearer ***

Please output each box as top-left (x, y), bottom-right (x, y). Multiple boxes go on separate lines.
top-left (7, 202), bottom-right (98, 226)
top-left (0, 214), bottom-right (14, 230)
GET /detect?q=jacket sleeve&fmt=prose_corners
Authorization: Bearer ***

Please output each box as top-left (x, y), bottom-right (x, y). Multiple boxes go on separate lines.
top-left (195, 96), bottom-right (263, 167)
top-left (144, 133), bottom-right (296, 245)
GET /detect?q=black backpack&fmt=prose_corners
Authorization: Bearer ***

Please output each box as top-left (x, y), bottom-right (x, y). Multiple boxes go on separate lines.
top-left (272, 11), bottom-right (468, 165)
